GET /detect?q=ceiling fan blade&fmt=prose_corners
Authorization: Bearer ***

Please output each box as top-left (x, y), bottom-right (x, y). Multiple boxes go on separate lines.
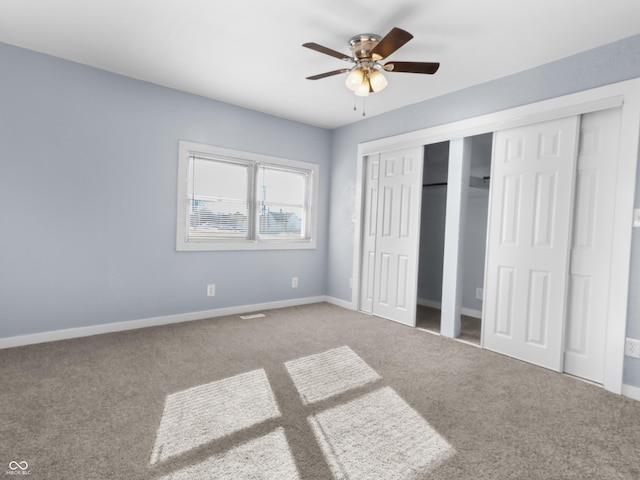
top-left (303, 42), bottom-right (352, 61)
top-left (306, 68), bottom-right (351, 80)
top-left (371, 27), bottom-right (413, 60)
top-left (383, 61), bottom-right (440, 74)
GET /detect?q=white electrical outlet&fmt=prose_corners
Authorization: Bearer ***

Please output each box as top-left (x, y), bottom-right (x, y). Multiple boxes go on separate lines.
top-left (291, 277), bottom-right (298, 288)
top-left (476, 288), bottom-right (484, 300)
top-left (625, 338), bottom-right (640, 358)
top-left (207, 284), bottom-right (216, 297)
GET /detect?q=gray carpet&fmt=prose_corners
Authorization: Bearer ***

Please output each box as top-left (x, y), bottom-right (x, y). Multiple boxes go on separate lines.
top-left (1, 302), bottom-right (639, 479)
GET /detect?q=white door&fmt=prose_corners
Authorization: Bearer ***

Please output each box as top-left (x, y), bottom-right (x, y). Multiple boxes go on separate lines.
top-left (564, 108), bottom-right (621, 383)
top-left (482, 116), bottom-right (580, 371)
top-left (361, 147), bottom-right (424, 326)
top-left (359, 155), bottom-right (380, 314)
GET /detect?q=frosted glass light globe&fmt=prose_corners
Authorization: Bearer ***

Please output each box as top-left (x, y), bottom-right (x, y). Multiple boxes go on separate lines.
top-left (345, 68), bottom-right (365, 91)
top-left (369, 69), bottom-right (388, 92)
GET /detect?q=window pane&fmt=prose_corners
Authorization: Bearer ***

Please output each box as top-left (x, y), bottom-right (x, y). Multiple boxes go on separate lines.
top-left (193, 158), bottom-right (247, 200)
top-left (259, 205), bottom-right (304, 238)
top-left (257, 166), bottom-right (307, 239)
top-left (189, 157), bottom-right (249, 239)
top-left (190, 199), bottom-right (248, 238)
top-left (257, 167), bottom-right (305, 206)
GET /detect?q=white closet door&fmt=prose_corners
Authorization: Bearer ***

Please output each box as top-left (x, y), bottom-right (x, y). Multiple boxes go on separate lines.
top-left (564, 108), bottom-right (621, 383)
top-left (359, 155), bottom-right (380, 314)
top-left (368, 147), bottom-right (424, 326)
top-left (483, 116), bottom-right (579, 371)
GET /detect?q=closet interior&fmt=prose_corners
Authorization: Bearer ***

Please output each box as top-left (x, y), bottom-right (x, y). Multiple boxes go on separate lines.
top-left (416, 133), bottom-right (493, 344)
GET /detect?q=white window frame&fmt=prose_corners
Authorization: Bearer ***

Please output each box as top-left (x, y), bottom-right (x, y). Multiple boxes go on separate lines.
top-left (176, 141), bottom-right (318, 251)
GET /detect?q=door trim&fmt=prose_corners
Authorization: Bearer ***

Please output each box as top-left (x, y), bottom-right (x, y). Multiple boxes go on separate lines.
top-left (352, 78), bottom-right (640, 395)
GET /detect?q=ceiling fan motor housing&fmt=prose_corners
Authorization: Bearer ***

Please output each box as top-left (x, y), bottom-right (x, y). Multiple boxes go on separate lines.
top-left (349, 34), bottom-right (382, 60)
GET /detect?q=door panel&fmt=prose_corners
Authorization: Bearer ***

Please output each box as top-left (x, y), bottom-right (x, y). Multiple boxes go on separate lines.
top-left (378, 253), bottom-right (391, 305)
top-left (495, 266), bottom-right (516, 337)
top-left (532, 172), bottom-right (557, 247)
top-left (526, 270), bottom-right (550, 345)
top-left (500, 175), bottom-right (522, 245)
top-left (396, 255), bottom-right (409, 309)
top-left (564, 108), bottom-right (621, 383)
top-left (483, 116), bottom-right (579, 371)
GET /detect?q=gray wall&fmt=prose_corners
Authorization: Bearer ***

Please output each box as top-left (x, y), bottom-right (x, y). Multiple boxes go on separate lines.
top-left (0, 42), bottom-right (331, 338)
top-left (328, 34), bottom-right (640, 387)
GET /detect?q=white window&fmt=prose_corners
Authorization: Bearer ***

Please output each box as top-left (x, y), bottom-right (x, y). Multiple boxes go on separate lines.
top-left (176, 141), bottom-right (318, 251)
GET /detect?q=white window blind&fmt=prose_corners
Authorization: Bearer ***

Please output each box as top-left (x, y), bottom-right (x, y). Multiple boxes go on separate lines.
top-left (188, 156), bottom-right (252, 240)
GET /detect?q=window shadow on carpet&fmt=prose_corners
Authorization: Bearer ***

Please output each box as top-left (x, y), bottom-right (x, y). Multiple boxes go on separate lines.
top-left (149, 346), bottom-right (455, 479)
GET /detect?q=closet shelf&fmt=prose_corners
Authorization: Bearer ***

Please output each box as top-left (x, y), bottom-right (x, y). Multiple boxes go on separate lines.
top-left (423, 176), bottom-right (490, 189)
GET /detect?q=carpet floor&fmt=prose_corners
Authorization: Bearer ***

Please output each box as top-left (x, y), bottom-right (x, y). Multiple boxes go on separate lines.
top-left (1, 302), bottom-right (639, 479)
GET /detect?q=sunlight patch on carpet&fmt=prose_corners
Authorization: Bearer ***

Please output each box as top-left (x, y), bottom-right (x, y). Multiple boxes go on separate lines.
top-left (309, 386), bottom-right (455, 479)
top-left (285, 346), bottom-right (381, 405)
top-left (158, 427), bottom-right (300, 480)
top-left (149, 369), bottom-right (281, 465)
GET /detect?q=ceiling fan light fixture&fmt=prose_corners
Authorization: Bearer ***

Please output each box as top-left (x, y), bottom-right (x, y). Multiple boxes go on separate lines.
top-left (369, 69), bottom-right (388, 92)
top-left (345, 67), bottom-right (365, 91)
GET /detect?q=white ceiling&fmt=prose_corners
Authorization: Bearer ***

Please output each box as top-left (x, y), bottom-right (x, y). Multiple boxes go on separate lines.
top-left (1, 1), bottom-right (640, 129)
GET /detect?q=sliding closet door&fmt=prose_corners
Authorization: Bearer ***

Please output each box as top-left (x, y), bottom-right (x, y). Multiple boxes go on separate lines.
top-left (359, 155), bottom-right (380, 314)
top-left (360, 147), bottom-right (424, 326)
top-left (483, 116), bottom-right (579, 371)
top-left (564, 107), bottom-right (621, 383)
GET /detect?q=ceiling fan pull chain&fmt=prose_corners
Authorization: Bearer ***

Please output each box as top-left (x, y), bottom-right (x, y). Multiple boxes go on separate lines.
top-left (362, 97), bottom-right (366, 117)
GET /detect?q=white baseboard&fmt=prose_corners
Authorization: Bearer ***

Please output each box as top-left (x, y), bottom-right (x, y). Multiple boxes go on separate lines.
top-left (461, 308), bottom-right (483, 320)
top-left (417, 298), bottom-right (482, 320)
top-left (622, 383), bottom-right (640, 401)
top-left (325, 296), bottom-right (355, 310)
top-left (417, 298), bottom-right (441, 309)
top-left (0, 296), bottom-right (328, 349)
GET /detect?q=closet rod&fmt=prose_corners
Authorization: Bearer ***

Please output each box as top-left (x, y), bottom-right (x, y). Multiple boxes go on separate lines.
top-left (422, 182), bottom-right (448, 188)
top-left (422, 176), bottom-right (490, 188)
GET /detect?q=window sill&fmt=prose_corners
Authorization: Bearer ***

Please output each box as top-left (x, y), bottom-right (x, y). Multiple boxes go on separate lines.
top-left (176, 239), bottom-right (317, 252)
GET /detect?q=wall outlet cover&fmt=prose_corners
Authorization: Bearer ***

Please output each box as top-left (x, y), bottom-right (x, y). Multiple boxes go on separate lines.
top-left (625, 338), bottom-right (640, 358)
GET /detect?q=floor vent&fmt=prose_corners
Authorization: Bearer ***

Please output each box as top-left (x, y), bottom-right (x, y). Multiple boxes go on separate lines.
top-left (240, 313), bottom-right (266, 320)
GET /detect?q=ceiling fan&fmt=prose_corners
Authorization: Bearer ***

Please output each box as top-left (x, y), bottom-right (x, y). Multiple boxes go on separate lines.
top-left (303, 27), bottom-right (440, 98)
